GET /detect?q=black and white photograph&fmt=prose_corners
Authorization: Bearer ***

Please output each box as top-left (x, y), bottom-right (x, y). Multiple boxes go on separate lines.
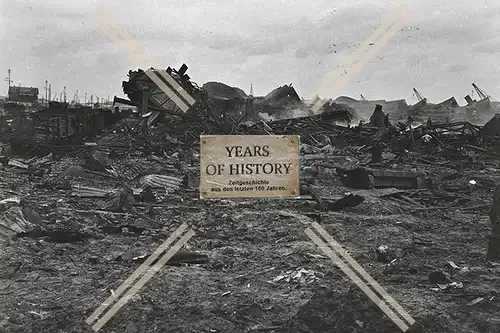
top-left (1, 0), bottom-right (499, 332)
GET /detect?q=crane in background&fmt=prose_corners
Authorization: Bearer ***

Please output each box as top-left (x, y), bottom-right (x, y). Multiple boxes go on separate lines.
top-left (71, 90), bottom-right (79, 104)
top-left (412, 88), bottom-right (426, 102)
top-left (472, 83), bottom-right (490, 101)
top-left (360, 94), bottom-right (366, 100)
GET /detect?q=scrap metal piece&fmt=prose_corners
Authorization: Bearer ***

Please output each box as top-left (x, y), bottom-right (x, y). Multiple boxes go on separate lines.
top-left (0, 206), bottom-right (36, 238)
top-left (100, 184), bottom-right (135, 212)
top-left (309, 191), bottom-right (365, 212)
top-left (328, 194), bottom-right (365, 211)
top-left (140, 174), bottom-right (184, 192)
top-left (72, 186), bottom-right (113, 198)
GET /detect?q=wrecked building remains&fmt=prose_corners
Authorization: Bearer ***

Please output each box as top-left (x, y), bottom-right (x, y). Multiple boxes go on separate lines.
top-left (1, 62), bottom-right (500, 333)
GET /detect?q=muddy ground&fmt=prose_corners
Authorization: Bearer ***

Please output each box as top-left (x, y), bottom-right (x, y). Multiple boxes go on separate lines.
top-left (1, 145), bottom-right (499, 333)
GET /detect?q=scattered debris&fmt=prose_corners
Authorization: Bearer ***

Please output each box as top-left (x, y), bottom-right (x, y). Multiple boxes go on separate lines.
top-left (2, 63), bottom-right (500, 333)
top-left (430, 281), bottom-right (464, 292)
top-left (72, 185), bottom-right (112, 198)
top-left (100, 184), bottom-right (135, 212)
top-left (0, 206), bottom-right (38, 238)
top-left (375, 245), bottom-right (395, 263)
top-left (140, 174), bottom-right (184, 192)
top-left (7, 159), bottom-right (28, 169)
top-left (272, 268), bottom-right (323, 284)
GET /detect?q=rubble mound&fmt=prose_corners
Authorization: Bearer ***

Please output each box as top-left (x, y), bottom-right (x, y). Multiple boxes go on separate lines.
top-left (201, 81), bottom-right (248, 99)
top-left (483, 113), bottom-right (500, 136)
top-left (325, 102), bottom-right (359, 120)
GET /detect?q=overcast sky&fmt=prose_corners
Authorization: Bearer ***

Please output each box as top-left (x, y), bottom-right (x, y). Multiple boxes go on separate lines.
top-left (1, 0), bottom-right (499, 105)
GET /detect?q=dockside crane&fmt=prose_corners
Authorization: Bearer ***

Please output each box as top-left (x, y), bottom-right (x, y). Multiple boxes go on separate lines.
top-left (71, 90), bottom-right (79, 104)
top-left (472, 83), bottom-right (490, 100)
top-left (360, 94), bottom-right (366, 100)
top-left (412, 88), bottom-right (426, 102)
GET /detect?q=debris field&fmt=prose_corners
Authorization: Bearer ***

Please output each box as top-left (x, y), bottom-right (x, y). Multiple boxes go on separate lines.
top-left (1, 64), bottom-right (500, 333)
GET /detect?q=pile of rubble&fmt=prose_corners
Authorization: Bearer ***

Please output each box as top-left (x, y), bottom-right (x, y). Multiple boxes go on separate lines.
top-left (1, 64), bottom-right (500, 333)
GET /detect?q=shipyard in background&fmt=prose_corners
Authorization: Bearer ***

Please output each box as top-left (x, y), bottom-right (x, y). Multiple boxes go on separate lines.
top-left (1, 64), bottom-right (500, 152)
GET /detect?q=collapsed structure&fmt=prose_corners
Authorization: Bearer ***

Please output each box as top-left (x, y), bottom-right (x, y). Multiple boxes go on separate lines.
top-left (112, 64), bottom-right (353, 144)
top-left (332, 84), bottom-right (499, 126)
top-left (1, 63), bottom-right (499, 159)
top-left (2, 62), bottom-right (500, 333)
top-left (0, 100), bottom-right (131, 155)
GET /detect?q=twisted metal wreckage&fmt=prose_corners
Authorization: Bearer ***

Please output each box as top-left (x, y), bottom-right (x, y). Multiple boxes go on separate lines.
top-left (0, 100), bottom-right (132, 152)
top-left (1, 63), bottom-right (500, 261)
top-left (0, 63), bottom-right (354, 155)
top-left (1, 63), bottom-right (500, 156)
top-left (115, 64), bottom-right (354, 141)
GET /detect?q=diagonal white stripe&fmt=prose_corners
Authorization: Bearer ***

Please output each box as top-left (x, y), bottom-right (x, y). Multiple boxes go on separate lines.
top-left (306, 228), bottom-right (411, 332)
top-left (88, 9), bottom-right (196, 111)
top-left (311, 6), bottom-right (409, 113)
top-left (155, 69), bottom-right (196, 106)
top-left (85, 223), bottom-right (188, 325)
top-left (91, 229), bottom-right (195, 331)
top-left (311, 222), bottom-right (415, 326)
top-left (145, 69), bottom-right (190, 112)
top-left (314, 12), bottom-right (408, 109)
top-left (315, 5), bottom-right (408, 96)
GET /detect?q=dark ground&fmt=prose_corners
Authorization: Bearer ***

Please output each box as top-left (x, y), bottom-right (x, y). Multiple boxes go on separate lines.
top-left (1, 140), bottom-right (500, 333)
